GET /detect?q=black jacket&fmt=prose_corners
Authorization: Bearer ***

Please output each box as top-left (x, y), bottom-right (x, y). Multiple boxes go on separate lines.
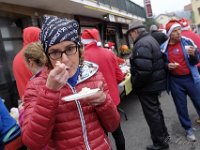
top-left (151, 31), bottom-right (168, 45)
top-left (130, 32), bottom-right (166, 94)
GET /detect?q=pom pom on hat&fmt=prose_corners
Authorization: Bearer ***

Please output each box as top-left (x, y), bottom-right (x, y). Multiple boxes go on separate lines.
top-left (81, 29), bottom-right (101, 46)
top-left (97, 41), bottom-right (102, 46)
top-left (179, 18), bottom-right (190, 31)
top-left (40, 15), bottom-right (80, 53)
top-left (166, 19), bottom-right (181, 36)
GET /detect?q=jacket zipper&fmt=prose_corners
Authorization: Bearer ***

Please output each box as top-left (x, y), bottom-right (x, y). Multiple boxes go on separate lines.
top-left (104, 138), bottom-right (111, 150)
top-left (69, 85), bottom-right (91, 150)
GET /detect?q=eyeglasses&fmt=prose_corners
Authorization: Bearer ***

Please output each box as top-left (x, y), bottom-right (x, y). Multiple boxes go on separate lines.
top-left (48, 45), bottom-right (78, 60)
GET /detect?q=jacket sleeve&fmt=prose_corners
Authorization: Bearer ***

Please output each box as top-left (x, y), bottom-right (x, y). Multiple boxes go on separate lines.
top-left (95, 79), bottom-right (120, 132)
top-left (186, 38), bottom-right (200, 65)
top-left (188, 49), bottom-right (199, 65)
top-left (22, 81), bottom-right (60, 150)
top-left (0, 99), bottom-right (17, 135)
top-left (130, 46), bottom-right (153, 88)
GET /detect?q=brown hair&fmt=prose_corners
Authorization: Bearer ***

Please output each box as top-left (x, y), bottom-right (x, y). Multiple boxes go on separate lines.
top-left (24, 42), bottom-right (47, 67)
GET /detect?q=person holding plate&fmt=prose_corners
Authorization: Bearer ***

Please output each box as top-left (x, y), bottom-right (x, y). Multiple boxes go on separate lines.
top-left (21, 15), bottom-right (120, 150)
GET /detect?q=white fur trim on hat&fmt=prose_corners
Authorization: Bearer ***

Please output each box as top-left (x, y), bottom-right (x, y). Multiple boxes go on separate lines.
top-left (81, 38), bottom-right (102, 47)
top-left (181, 26), bottom-right (190, 31)
top-left (81, 39), bottom-right (96, 45)
top-left (167, 23), bottom-right (181, 36)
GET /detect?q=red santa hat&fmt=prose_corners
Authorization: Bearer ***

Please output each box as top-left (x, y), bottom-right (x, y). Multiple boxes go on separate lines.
top-left (81, 29), bottom-right (102, 46)
top-left (166, 19), bottom-right (181, 36)
top-left (107, 41), bottom-right (115, 49)
top-left (158, 24), bottom-right (167, 35)
top-left (179, 18), bottom-right (190, 31)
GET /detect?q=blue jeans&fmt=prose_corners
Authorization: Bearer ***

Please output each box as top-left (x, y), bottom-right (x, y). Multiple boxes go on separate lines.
top-left (170, 75), bottom-right (200, 130)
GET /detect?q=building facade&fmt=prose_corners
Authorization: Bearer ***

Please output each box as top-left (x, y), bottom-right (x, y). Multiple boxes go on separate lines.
top-left (191, 0), bottom-right (200, 33)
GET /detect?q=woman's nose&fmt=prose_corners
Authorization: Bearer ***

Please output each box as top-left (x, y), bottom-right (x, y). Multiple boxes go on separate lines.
top-left (61, 53), bottom-right (70, 62)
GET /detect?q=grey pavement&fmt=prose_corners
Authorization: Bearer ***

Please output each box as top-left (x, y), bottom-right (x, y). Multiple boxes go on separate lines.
top-left (108, 91), bottom-right (200, 150)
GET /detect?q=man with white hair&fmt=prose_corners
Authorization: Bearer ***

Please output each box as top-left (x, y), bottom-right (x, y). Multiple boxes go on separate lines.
top-left (161, 19), bottom-right (200, 142)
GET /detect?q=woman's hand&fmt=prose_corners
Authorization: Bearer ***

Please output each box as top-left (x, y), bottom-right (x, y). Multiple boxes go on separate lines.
top-left (86, 90), bottom-right (106, 106)
top-left (85, 81), bottom-right (106, 106)
top-left (46, 61), bottom-right (70, 90)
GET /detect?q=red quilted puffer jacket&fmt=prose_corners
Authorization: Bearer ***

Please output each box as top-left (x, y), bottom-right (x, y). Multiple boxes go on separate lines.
top-left (21, 61), bottom-right (120, 150)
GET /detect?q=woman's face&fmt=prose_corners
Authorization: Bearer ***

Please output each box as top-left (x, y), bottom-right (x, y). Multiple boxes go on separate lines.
top-left (47, 41), bottom-right (80, 78)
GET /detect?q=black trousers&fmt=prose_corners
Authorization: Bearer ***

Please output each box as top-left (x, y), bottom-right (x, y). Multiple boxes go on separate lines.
top-left (138, 93), bottom-right (169, 145)
top-left (112, 123), bottom-right (125, 150)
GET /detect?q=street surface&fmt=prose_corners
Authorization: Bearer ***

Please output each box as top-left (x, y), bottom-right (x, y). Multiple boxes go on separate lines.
top-left (109, 91), bottom-right (200, 150)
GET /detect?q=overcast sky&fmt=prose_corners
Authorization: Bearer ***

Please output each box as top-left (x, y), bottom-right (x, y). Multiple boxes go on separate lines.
top-left (132, 0), bottom-right (191, 15)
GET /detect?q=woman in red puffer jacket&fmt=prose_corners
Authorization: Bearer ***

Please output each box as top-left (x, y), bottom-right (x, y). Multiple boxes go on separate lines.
top-left (21, 15), bottom-right (120, 150)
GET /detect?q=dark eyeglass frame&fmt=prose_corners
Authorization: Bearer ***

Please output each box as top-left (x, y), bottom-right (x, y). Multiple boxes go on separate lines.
top-left (47, 45), bottom-right (78, 60)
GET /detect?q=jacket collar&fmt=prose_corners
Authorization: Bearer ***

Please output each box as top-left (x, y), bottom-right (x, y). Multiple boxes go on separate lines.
top-left (78, 61), bottom-right (98, 84)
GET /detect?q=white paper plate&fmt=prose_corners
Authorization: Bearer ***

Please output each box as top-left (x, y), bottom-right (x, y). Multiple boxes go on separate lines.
top-left (62, 88), bottom-right (100, 102)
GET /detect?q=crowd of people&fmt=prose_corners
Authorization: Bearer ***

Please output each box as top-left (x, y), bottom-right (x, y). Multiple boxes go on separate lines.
top-left (0, 14), bottom-right (200, 150)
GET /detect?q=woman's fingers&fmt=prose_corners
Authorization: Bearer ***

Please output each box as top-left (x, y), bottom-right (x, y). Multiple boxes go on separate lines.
top-left (59, 70), bottom-right (69, 83)
top-left (86, 90), bottom-right (106, 106)
top-left (46, 62), bottom-right (69, 90)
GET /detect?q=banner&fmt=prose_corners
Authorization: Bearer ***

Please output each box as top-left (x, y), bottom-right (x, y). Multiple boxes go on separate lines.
top-left (144, 0), bottom-right (153, 18)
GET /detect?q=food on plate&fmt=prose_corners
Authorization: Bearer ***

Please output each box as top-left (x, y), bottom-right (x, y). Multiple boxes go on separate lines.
top-left (62, 87), bottom-right (100, 101)
top-left (79, 87), bottom-right (92, 94)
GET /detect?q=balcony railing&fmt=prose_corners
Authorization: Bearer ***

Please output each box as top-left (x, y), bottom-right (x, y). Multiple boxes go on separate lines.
top-left (96, 0), bottom-right (146, 18)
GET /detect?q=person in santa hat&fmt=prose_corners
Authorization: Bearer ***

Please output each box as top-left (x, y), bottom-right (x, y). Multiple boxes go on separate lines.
top-left (104, 41), bottom-right (126, 65)
top-left (161, 19), bottom-right (200, 142)
top-left (179, 18), bottom-right (200, 74)
top-left (81, 28), bottom-right (126, 150)
top-left (13, 26), bottom-right (41, 99)
top-left (107, 41), bottom-right (115, 50)
top-left (105, 41), bottom-right (114, 50)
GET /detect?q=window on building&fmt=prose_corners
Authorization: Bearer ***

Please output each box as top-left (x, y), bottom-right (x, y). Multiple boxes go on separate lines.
top-left (0, 17), bottom-right (22, 84)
